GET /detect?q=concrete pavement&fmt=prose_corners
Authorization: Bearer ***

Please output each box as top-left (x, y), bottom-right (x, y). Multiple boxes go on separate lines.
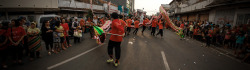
top-left (9, 28), bottom-right (250, 70)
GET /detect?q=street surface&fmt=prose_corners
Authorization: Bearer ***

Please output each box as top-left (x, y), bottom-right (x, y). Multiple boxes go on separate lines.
top-left (9, 29), bottom-right (250, 70)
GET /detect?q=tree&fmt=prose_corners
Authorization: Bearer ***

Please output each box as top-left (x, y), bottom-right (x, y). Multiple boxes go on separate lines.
top-left (86, 10), bottom-right (93, 19)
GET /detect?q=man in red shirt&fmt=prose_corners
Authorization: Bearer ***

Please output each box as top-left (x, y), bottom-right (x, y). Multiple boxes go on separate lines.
top-left (126, 17), bottom-right (132, 35)
top-left (151, 18), bottom-right (158, 36)
top-left (119, 16), bottom-right (127, 28)
top-left (156, 19), bottom-right (164, 38)
top-left (133, 18), bottom-right (140, 35)
top-left (142, 18), bottom-right (149, 34)
top-left (106, 12), bottom-right (125, 67)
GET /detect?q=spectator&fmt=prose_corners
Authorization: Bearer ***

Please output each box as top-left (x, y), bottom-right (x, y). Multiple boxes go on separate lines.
top-left (27, 22), bottom-right (42, 60)
top-left (234, 32), bottom-right (246, 54)
top-left (61, 19), bottom-right (71, 47)
top-left (205, 27), bottom-right (213, 47)
top-left (18, 17), bottom-right (29, 56)
top-left (236, 43), bottom-right (250, 62)
top-left (7, 19), bottom-right (26, 65)
top-left (0, 21), bottom-right (10, 69)
top-left (224, 29), bottom-right (231, 49)
top-left (55, 21), bottom-right (66, 50)
top-left (189, 22), bottom-right (194, 38)
top-left (72, 17), bottom-right (81, 43)
top-left (41, 20), bottom-right (54, 55)
top-left (66, 18), bottom-right (73, 37)
top-left (80, 19), bottom-right (85, 40)
top-left (86, 17), bottom-right (94, 39)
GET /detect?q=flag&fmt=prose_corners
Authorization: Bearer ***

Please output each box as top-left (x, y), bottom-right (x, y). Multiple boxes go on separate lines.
top-left (93, 26), bottom-right (104, 35)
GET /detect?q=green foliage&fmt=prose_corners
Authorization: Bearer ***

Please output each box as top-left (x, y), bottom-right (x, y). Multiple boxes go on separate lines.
top-left (86, 10), bottom-right (93, 19)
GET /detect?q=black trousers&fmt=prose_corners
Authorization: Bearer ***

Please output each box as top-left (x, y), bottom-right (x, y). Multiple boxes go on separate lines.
top-left (89, 27), bottom-right (94, 38)
top-left (107, 40), bottom-right (121, 60)
top-left (206, 36), bottom-right (211, 46)
top-left (11, 46), bottom-right (23, 60)
top-left (66, 36), bottom-right (70, 46)
top-left (74, 37), bottom-right (80, 43)
top-left (142, 26), bottom-right (146, 33)
top-left (0, 49), bottom-right (8, 64)
top-left (157, 29), bottom-right (163, 36)
top-left (23, 36), bottom-right (29, 56)
top-left (127, 27), bottom-right (131, 34)
top-left (45, 39), bottom-right (53, 51)
top-left (30, 51), bottom-right (40, 58)
top-left (133, 28), bottom-right (138, 34)
top-left (151, 27), bottom-right (156, 35)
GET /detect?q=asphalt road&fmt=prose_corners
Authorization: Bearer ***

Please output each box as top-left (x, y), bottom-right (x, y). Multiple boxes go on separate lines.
top-left (9, 28), bottom-right (250, 70)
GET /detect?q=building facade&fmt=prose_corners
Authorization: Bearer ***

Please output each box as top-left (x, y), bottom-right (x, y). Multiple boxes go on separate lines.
top-left (104, 0), bottom-right (134, 15)
top-left (169, 0), bottom-right (250, 27)
top-left (0, 0), bottom-right (124, 21)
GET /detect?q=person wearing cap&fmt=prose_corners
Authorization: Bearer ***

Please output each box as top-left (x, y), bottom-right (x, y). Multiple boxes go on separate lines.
top-left (27, 22), bottom-right (42, 60)
top-left (72, 17), bottom-right (81, 43)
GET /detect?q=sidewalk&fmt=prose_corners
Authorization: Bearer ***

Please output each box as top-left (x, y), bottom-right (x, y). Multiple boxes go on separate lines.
top-left (184, 36), bottom-right (250, 63)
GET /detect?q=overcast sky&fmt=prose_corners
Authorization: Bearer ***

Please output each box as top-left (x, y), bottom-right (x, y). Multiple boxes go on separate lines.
top-left (135, 0), bottom-right (172, 15)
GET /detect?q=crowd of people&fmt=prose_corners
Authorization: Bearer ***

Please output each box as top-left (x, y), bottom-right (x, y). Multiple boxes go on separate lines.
top-left (0, 15), bottom-right (114, 69)
top-left (170, 19), bottom-right (250, 62)
top-left (1, 13), bottom-right (249, 68)
top-left (0, 13), bottom-right (169, 68)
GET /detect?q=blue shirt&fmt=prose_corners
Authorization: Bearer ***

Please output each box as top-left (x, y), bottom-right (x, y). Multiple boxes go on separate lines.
top-left (236, 36), bottom-right (245, 44)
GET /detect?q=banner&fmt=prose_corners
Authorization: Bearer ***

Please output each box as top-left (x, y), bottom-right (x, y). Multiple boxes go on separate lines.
top-left (107, 1), bottom-right (111, 17)
top-left (90, 0), bottom-right (94, 16)
top-left (101, 20), bottom-right (112, 32)
top-left (159, 6), bottom-right (179, 32)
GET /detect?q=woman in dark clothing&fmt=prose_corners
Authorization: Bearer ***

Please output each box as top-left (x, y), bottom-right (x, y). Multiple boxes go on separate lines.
top-left (0, 21), bottom-right (9, 69)
top-left (41, 20), bottom-right (54, 55)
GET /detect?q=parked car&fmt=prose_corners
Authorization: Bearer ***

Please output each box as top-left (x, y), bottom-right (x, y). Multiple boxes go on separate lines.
top-left (5, 14), bottom-right (60, 29)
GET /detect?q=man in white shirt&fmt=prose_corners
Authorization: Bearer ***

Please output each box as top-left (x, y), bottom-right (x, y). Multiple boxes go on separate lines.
top-left (72, 17), bottom-right (80, 30)
top-left (93, 16), bottom-right (98, 26)
top-left (72, 17), bottom-right (81, 43)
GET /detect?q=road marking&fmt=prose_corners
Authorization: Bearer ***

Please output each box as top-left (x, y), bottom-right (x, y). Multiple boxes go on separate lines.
top-left (47, 44), bottom-right (105, 70)
top-left (128, 41), bottom-right (133, 44)
top-left (161, 51), bottom-right (171, 70)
